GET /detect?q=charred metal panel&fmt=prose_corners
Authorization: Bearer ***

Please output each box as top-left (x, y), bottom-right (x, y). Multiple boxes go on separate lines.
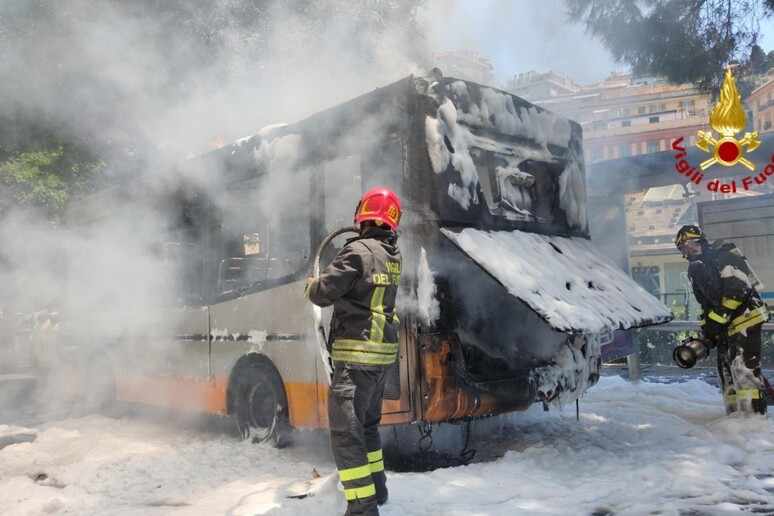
top-left (428, 235), bottom-right (567, 368)
top-left (415, 76), bottom-right (587, 237)
top-left (418, 333), bottom-right (535, 421)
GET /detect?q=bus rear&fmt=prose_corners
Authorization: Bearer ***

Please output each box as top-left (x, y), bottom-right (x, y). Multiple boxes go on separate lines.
top-left (398, 75), bottom-right (673, 421)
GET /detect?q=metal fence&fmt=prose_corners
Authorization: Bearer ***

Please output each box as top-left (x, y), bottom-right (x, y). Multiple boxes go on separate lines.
top-left (636, 321), bottom-right (774, 368)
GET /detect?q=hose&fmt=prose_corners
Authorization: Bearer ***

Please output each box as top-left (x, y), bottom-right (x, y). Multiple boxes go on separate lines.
top-left (313, 226), bottom-right (357, 277)
top-left (311, 226), bottom-right (358, 384)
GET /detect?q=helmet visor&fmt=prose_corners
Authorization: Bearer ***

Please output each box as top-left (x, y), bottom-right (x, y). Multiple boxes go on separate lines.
top-left (678, 239), bottom-right (702, 259)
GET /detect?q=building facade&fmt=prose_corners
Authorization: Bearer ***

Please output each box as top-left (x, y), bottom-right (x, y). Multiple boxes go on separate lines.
top-left (505, 71), bottom-right (581, 100)
top-left (434, 50), bottom-right (494, 86)
top-left (513, 72), bottom-right (713, 166)
top-left (748, 75), bottom-right (774, 134)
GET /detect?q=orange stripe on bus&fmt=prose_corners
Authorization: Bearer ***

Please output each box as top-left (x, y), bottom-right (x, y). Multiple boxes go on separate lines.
top-left (284, 381), bottom-right (327, 429)
top-left (115, 374), bottom-right (229, 415)
top-left (113, 375), bottom-right (410, 428)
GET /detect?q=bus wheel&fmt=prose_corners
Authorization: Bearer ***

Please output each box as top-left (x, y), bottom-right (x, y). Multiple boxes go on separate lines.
top-left (234, 362), bottom-right (291, 448)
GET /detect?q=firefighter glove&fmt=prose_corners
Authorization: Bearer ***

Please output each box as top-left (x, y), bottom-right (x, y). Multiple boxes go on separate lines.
top-left (702, 318), bottom-right (725, 343)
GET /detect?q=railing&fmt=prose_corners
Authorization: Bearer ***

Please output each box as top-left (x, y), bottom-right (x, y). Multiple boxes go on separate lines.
top-left (656, 291), bottom-right (692, 319)
top-left (636, 320), bottom-right (774, 368)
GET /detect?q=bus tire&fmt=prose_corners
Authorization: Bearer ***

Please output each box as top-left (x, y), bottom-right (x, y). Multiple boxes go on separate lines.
top-left (234, 361), bottom-right (291, 448)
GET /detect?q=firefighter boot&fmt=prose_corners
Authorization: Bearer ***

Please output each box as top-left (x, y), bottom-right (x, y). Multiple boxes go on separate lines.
top-left (751, 388), bottom-right (768, 416)
top-left (345, 497), bottom-right (379, 516)
top-left (729, 353), bottom-right (767, 416)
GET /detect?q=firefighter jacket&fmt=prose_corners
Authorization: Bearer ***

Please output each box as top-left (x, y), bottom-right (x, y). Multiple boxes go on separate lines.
top-left (688, 243), bottom-right (768, 337)
top-left (307, 228), bottom-right (402, 369)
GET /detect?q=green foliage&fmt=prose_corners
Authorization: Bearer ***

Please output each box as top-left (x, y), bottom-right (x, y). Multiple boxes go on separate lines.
top-left (564, 0), bottom-right (774, 92)
top-left (750, 44), bottom-right (767, 74)
top-left (0, 145), bottom-right (100, 224)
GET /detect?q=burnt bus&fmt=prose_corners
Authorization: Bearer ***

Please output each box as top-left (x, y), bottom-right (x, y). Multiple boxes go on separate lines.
top-left (61, 72), bottom-right (672, 445)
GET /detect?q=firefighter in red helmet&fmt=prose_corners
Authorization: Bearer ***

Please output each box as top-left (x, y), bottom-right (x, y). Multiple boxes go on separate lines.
top-left (306, 187), bottom-right (402, 515)
top-left (675, 224), bottom-right (769, 416)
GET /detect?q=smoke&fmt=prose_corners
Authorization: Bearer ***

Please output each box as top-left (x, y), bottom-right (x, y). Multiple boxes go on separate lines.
top-left (0, 1), bottom-right (430, 173)
top-left (417, 0), bottom-right (620, 87)
top-left (0, 0), bottom-right (619, 435)
top-left (0, 0), bottom-right (430, 427)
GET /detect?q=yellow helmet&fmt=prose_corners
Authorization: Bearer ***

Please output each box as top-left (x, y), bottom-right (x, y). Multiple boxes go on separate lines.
top-left (674, 224), bottom-right (706, 250)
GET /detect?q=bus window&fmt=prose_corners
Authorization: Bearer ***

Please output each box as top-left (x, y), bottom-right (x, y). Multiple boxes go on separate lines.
top-left (265, 166), bottom-right (312, 281)
top-left (323, 154), bottom-right (362, 254)
top-left (163, 193), bottom-right (217, 305)
top-left (214, 182), bottom-right (270, 295)
top-left (324, 155), bottom-right (362, 231)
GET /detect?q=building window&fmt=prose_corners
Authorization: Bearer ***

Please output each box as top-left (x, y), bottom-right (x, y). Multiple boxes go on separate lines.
top-left (681, 100), bottom-right (695, 110)
top-left (620, 145), bottom-right (631, 157)
top-left (619, 108), bottom-right (630, 116)
top-left (647, 141), bottom-right (660, 153)
top-left (649, 116), bottom-right (659, 123)
top-left (592, 120), bottom-right (607, 130)
top-left (592, 148), bottom-right (603, 162)
top-left (638, 106), bottom-right (646, 115)
top-left (650, 104), bottom-right (664, 113)
top-left (622, 120), bottom-right (631, 127)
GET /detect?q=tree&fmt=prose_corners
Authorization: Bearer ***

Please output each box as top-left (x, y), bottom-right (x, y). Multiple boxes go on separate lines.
top-left (749, 44), bottom-right (767, 73)
top-left (564, 0), bottom-right (774, 91)
top-left (0, 144), bottom-right (100, 224)
top-left (766, 49), bottom-right (774, 70)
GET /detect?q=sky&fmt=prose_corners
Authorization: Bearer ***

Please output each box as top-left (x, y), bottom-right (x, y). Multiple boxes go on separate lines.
top-left (418, 0), bottom-right (774, 88)
top-left (2, 374), bottom-right (774, 515)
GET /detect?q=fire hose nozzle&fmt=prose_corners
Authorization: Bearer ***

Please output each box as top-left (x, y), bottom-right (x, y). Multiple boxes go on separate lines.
top-left (672, 337), bottom-right (712, 369)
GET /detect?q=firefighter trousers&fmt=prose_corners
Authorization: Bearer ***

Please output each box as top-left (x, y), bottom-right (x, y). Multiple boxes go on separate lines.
top-left (717, 324), bottom-right (767, 416)
top-left (328, 366), bottom-right (389, 516)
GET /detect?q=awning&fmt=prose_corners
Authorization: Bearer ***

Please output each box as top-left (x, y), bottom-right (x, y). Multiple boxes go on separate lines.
top-left (441, 228), bottom-right (674, 334)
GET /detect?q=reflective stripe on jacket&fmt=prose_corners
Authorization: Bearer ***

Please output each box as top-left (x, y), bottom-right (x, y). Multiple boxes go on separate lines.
top-left (307, 228), bottom-right (402, 369)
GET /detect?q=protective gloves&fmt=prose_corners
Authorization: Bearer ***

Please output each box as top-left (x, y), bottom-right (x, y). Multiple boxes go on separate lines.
top-left (702, 312), bottom-right (728, 343)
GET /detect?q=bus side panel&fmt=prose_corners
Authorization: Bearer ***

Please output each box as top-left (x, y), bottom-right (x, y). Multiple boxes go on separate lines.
top-left (126, 307), bottom-right (210, 378)
top-left (209, 280), bottom-right (416, 429)
top-left (115, 374), bottom-right (228, 414)
top-left (208, 280), bottom-right (323, 429)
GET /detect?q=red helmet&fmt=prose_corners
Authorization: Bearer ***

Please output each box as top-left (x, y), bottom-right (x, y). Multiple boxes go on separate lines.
top-left (354, 187), bottom-right (402, 231)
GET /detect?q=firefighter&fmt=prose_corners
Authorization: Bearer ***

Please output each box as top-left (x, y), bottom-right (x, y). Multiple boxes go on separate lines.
top-left (306, 186), bottom-right (402, 515)
top-left (675, 224), bottom-right (769, 416)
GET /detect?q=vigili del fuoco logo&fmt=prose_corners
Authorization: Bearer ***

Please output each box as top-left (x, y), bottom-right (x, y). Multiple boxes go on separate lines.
top-left (672, 68), bottom-right (773, 193)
